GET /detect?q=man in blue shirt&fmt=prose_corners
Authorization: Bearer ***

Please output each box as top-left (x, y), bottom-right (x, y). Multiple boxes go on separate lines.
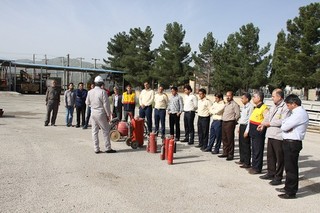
top-left (277, 94), bottom-right (309, 199)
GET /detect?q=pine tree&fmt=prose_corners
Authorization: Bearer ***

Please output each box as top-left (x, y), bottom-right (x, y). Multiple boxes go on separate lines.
top-left (106, 27), bottom-right (154, 87)
top-left (153, 22), bottom-right (191, 88)
top-left (193, 32), bottom-right (219, 93)
top-left (281, 3), bottom-right (320, 99)
top-left (269, 30), bottom-right (288, 90)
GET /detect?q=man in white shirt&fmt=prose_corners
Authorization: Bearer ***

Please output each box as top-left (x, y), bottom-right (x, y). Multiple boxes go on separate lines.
top-left (237, 93), bottom-right (254, 167)
top-left (276, 94), bottom-right (308, 199)
top-left (181, 85), bottom-right (198, 145)
top-left (139, 82), bottom-right (154, 133)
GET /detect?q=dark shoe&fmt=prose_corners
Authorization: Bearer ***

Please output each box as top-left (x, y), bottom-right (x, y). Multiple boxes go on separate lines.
top-left (240, 164), bottom-right (251, 168)
top-left (235, 161), bottom-right (244, 165)
top-left (211, 150), bottom-right (219, 154)
top-left (278, 193), bottom-right (296, 199)
top-left (203, 148), bottom-right (211, 152)
top-left (76, 125), bottom-right (80, 128)
top-left (95, 150), bottom-right (101, 154)
top-left (200, 147), bottom-right (206, 151)
top-left (82, 125), bottom-right (88, 129)
top-left (181, 138), bottom-right (189, 143)
top-left (218, 155), bottom-right (228, 158)
top-left (226, 157), bottom-right (234, 161)
top-left (275, 188), bottom-right (286, 193)
top-left (259, 174), bottom-right (274, 180)
top-left (105, 149), bottom-right (117, 153)
top-left (248, 168), bottom-right (261, 174)
top-left (187, 142), bottom-right (194, 145)
top-left (44, 123), bottom-right (49, 126)
top-left (195, 145), bottom-right (202, 148)
top-left (269, 180), bottom-right (282, 186)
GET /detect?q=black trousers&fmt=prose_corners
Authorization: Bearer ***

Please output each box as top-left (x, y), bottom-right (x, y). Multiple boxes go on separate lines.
top-left (76, 105), bottom-right (86, 126)
top-left (183, 111), bottom-right (195, 142)
top-left (250, 123), bottom-right (266, 172)
top-left (197, 116), bottom-right (210, 149)
top-left (267, 138), bottom-right (284, 181)
top-left (221, 120), bottom-right (237, 157)
top-left (113, 106), bottom-right (122, 121)
top-left (283, 140), bottom-right (302, 195)
top-left (169, 113), bottom-right (180, 139)
top-left (239, 124), bottom-right (251, 165)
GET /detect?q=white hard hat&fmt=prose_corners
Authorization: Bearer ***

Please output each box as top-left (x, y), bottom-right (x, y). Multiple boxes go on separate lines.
top-left (94, 76), bottom-right (104, 83)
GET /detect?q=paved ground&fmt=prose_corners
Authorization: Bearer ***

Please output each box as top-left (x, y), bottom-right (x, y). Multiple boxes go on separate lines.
top-left (0, 92), bottom-right (319, 213)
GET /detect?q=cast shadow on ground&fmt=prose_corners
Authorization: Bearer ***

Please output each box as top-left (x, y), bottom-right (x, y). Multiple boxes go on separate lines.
top-left (174, 155), bottom-right (201, 160)
top-left (172, 159), bottom-right (207, 165)
top-left (297, 182), bottom-right (320, 198)
top-left (116, 146), bottom-right (147, 153)
top-left (299, 156), bottom-right (320, 180)
top-left (0, 115), bottom-right (15, 118)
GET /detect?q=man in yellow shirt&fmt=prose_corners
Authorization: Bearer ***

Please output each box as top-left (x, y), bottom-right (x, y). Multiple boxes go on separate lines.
top-left (204, 93), bottom-right (225, 153)
top-left (196, 88), bottom-right (212, 150)
top-left (139, 82), bottom-right (155, 133)
top-left (154, 85), bottom-right (168, 138)
top-left (122, 84), bottom-right (136, 122)
top-left (245, 91), bottom-right (268, 174)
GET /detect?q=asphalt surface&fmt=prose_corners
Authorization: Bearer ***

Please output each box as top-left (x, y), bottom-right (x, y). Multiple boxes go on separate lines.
top-left (0, 92), bottom-right (319, 213)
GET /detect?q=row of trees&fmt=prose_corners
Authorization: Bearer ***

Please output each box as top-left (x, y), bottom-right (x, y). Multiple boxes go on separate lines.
top-left (105, 3), bottom-right (320, 98)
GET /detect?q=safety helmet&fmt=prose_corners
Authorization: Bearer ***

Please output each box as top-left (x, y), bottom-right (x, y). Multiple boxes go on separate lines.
top-left (94, 76), bottom-right (104, 83)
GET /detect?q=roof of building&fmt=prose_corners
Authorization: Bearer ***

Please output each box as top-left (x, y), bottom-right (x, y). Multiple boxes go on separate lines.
top-left (0, 59), bottom-right (125, 74)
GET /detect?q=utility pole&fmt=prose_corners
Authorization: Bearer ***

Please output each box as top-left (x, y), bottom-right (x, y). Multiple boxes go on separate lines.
top-left (92, 58), bottom-right (100, 69)
top-left (77, 57), bottom-right (85, 82)
top-left (33, 54), bottom-right (36, 82)
top-left (44, 54), bottom-right (48, 65)
top-left (66, 54), bottom-right (70, 86)
top-left (77, 57), bottom-right (85, 68)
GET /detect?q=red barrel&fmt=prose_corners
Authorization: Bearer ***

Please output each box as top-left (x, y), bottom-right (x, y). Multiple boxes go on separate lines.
top-left (167, 139), bottom-right (174, 165)
top-left (117, 121), bottom-right (128, 136)
top-left (131, 117), bottom-right (144, 146)
top-left (149, 132), bottom-right (157, 153)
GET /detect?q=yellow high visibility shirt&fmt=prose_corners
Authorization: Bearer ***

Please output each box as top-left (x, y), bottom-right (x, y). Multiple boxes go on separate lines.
top-left (249, 103), bottom-right (268, 125)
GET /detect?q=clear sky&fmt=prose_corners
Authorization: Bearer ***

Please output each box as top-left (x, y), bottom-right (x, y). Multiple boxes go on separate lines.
top-left (0, 0), bottom-right (317, 63)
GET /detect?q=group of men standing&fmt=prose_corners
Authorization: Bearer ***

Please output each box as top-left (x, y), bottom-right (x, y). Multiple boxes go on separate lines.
top-left (44, 79), bottom-right (309, 199)
top-left (236, 89), bottom-right (309, 199)
top-left (63, 82), bottom-right (88, 128)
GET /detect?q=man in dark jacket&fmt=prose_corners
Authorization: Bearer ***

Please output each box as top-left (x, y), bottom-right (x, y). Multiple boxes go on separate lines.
top-left (45, 80), bottom-right (61, 126)
top-left (75, 82), bottom-right (88, 128)
top-left (112, 86), bottom-right (123, 120)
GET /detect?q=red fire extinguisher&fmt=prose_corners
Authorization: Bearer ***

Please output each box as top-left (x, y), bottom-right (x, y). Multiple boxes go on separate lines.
top-left (149, 132), bottom-right (157, 153)
top-left (165, 137), bottom-right (169, 160)
top-left (167, 138), bottom-right (174, 165)
top-left (160, 138), bottom-right (165, 160)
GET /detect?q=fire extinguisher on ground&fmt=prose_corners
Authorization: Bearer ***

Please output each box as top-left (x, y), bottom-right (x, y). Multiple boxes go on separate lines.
top-left (167, 138), bottom-right (175, 165)
top-left (160, 138), bottom-right (165, 160)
